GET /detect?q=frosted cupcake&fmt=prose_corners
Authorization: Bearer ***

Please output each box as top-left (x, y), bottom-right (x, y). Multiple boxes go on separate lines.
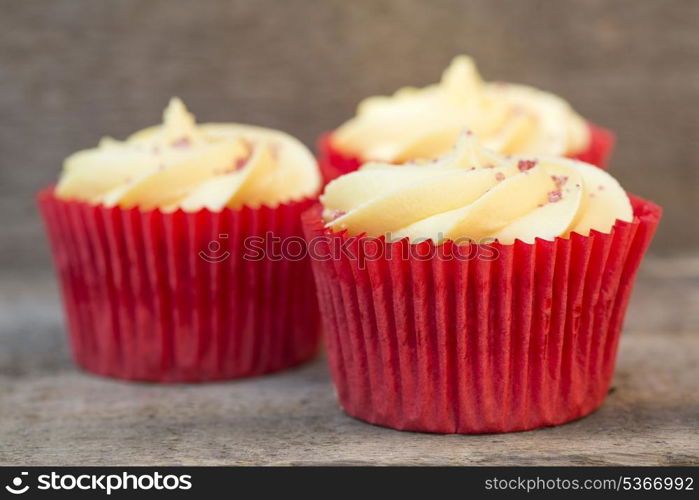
top-left (318, 56), bottom-right (614, 182)
top-left (38, 98), bottom-right (322, 382)
top-left (304, 133), bottom-right (660, 433)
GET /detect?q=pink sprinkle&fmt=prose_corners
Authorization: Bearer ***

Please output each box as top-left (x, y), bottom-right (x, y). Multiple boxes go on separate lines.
top-left (234, 155), bottom-right (249, 170)
top-left (495, 172), bottom-right (505, 182)
top-left (233, 139), bottom-right (255, 170)
top-left (518, 159), bottom-right (537, 172)
top-left (551, 175), bottom-right (568, 188)
top-left (172, 137), bottom-right (191, 148)
top-left (548, 190), bottom-right (562, 203)
top-left (269, 141), bottom-right (282, 159)
top-left (328, 209), bottom-right (346, 222)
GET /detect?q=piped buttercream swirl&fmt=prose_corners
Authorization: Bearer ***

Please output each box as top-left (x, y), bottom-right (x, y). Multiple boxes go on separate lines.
top-left (56, 98), bottom-right (321, 211)
top-left (322, 132), bottom-right (631, 244)
top-left (333, 56), bottom-right (590, 163)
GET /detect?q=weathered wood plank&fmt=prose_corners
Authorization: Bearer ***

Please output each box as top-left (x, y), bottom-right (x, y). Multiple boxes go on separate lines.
top-left (0, 257), bottom-right (697, 465)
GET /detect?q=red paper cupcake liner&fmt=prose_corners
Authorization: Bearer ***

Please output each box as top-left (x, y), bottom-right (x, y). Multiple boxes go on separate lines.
top-left (37, 187), bottom-right (320, 382)
top-left (317, 123), bottom-right (615, 184)
top-left (302, 195), bottom-right (660, 433)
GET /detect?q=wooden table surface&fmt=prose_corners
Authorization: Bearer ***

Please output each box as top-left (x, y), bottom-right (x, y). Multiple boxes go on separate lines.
top-left (1, 257), bottom-right (697, 466)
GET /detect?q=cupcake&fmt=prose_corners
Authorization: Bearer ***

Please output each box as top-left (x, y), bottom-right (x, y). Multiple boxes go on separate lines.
top-left (38, 98), bottom-right (322, 382)
top-left (303, 132), bottom-right (660, 433)
top-left (318, 56), bottom-right (614, 182)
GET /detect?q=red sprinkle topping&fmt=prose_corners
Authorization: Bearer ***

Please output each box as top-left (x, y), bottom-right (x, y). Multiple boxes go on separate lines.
top-left (172, 137), bottom-right (191, 149)
top-left (551, 175), bottom-right (568, 188)
top-left (269, 141), bottom-right (282, 159)
top-left (495, 172), bottom-right (505, 182)
top-left (518, 159), bottom-right (537, 172)
top-left (327, 209), bottom-right (346, 222)
top-left (234, 155), bottom-right (250, 170)
top-left (233, 139), bottom-right (255, 170)
top-left (547, 190), bottom-right (562, 203)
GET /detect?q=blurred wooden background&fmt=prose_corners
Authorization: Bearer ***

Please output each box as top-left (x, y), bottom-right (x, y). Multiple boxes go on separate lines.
top-left (1, 0), bottom-right (697, 275)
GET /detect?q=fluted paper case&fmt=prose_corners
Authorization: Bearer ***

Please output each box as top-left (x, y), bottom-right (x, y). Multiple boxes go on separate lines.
top-left (38, 187), bottom-right (320, 382)
top-left (303, 195), bottom-right (660, 433)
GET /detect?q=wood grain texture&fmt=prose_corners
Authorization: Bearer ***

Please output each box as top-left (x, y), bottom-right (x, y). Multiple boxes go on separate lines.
top-left (0, 257), bottom-right (697, 466)
top-left (0, 0), bottom-right (698, 277)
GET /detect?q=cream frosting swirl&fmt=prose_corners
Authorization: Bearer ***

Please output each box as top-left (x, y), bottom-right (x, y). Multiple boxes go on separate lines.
top-left (321, 132), bottom-right (632, 244)
top-left (56, 98), bottom-right (321, 211)
top-left (333, 56), bottom-right (590, 163)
